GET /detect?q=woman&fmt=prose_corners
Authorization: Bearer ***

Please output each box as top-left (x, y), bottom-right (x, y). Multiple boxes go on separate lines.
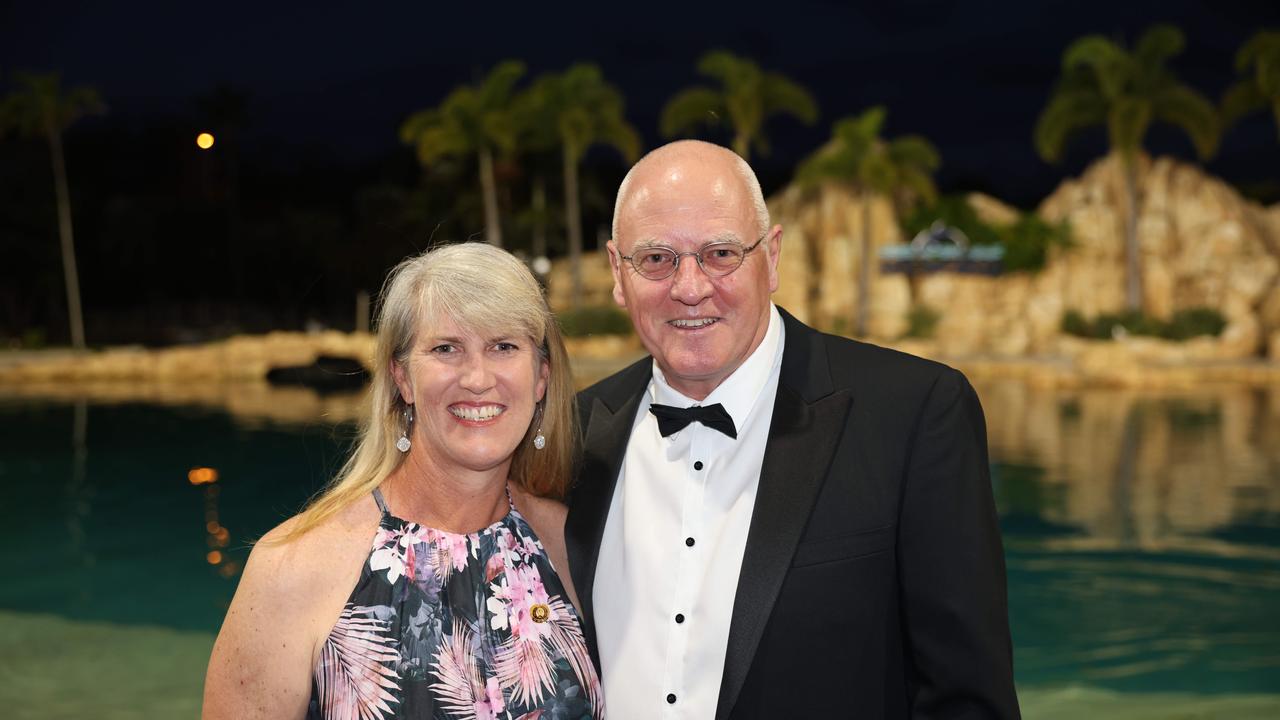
top-left (204, 243), bottom-right (602, 719)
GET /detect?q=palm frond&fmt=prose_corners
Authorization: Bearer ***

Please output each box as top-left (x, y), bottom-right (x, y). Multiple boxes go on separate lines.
top-left (660, 87), bottom-right (725, 138)
top-left (1135, 25), bottom-right (1185, 69)
top-left (1, 73), bottom-right (104, 138)
top-left (494, 629), bottom-right (557, 708)
top-left (428, 617), bottom-right (485, 719)
top-left (398, 109), bottom-right (439, 144)
top-left (761, 72), bottom-right (818, 124)
top-left (795, 139), bottom-right (854, 187)
top-left (1153, 85), bottom-right (1220, 159)
top-left (477, 60), bottom-right (527, 108)
top-left (697, 50), bottom-right (753, 86)
top-left (315, 604), bottom-right (401, 720)
top-left (896, 166), bottom-right (939, 209)
top-left (1107, 96), bottom-right (1153, 156)
top-left (1221, 80), bottom-right (1265, 127)
top-left (1063, 35), bottom-right (1129, 99)
top-left (482, 109), bottom-right (520, 155)
top-left (850, 106), bottom-right (887, 143)
top-left (597, 114), bottom-right (642, 163)
top-left (1034, 89), bottom-right (1107, 163)
top-left (1234, 30), bottom-right (1280, 74)
top-left (887, 135), bottom-right (940, 173)
top-left (541, 597), bottom-right (604, 719)
top-left (414, 125), bottom-right (471, 165)
top-left (859, 152), bottom-right (897, 195)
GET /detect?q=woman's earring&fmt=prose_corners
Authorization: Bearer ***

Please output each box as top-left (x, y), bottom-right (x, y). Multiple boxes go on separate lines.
top-left (533, 404), bottom-right (546, 450)
top-left (396, 405), bottom-right (414, 453)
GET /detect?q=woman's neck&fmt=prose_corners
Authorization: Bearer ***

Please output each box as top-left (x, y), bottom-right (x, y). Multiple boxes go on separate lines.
top-left (380, 453), bottom-right (512, 533)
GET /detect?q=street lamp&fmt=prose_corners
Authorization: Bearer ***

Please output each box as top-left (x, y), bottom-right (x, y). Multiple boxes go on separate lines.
top-left (196, 132), bottom-right (215, 150)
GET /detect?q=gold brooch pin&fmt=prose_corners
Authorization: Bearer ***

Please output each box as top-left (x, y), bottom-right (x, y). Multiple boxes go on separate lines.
top-left (530, 603), bottom-right (550, 623)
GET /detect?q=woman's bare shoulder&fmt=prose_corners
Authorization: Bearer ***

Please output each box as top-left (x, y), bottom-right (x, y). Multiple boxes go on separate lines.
top-left (510, 486), bottom-right (567, 538)
top-left (204, 500), bottom-right (381, 719)
top-left (244, 498), bottom-right (380, 603)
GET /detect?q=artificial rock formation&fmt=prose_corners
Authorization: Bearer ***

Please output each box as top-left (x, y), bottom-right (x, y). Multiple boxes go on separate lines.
top-left (542, 154), bottom-right (1280, 366)
top-left (770, 154), bottom-right (1280, 361)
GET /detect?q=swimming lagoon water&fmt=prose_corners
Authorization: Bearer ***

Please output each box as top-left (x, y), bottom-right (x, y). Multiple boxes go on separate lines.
top-left (1, 379), bottom-right (1277, 718)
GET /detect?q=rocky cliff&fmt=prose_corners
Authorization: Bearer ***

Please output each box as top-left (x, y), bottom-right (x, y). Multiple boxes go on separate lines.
top-left (554, 154), bottom-right (1280, 362)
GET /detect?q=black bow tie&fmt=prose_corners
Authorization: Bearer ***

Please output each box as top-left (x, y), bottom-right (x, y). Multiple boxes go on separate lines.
top-left (648, 402), bottom-right (738, 439)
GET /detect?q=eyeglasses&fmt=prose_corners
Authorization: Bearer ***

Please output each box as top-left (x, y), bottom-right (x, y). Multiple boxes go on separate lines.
top-left (619, 235), bottom-right (765, 280)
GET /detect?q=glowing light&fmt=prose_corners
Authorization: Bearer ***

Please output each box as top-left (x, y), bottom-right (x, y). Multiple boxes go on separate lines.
top-left (188, 467), bottom-right (219, 485)
top-left (206, 550), bottom-right (223, 564)
top-left (196, 132), bottom-right (215, 150)
top-left (206, 521), bottom-right (221, 534)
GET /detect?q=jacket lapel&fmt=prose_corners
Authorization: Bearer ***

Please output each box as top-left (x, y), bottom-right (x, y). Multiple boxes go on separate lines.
top-left (716, 310), bottom-right (853, 720)
top-left (565, 357), bottom-right (651, 668)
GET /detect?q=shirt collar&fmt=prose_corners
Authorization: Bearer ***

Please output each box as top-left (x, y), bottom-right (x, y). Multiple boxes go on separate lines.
top-left (650, 304), bottom-right (785, 432)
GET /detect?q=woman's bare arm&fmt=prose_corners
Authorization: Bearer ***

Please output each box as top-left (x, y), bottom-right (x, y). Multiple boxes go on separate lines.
top-left (203, 511), bottom-right (372, 720)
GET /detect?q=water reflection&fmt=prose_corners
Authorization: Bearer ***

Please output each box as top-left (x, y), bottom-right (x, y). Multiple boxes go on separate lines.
top-left (974, 379), bottom-right (1280, 692)
top-left (977, 379), bottom-right (1280, 556)
top-left (0, 375), bottom-right (1277, 701)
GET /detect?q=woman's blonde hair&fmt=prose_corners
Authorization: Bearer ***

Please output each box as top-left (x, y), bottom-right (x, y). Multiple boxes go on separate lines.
top-left (280, 242), bottom-right (577, 541)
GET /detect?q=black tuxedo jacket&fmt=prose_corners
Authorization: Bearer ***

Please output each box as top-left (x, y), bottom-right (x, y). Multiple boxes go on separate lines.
top-left (566, 308), bottom-right (1020, 719)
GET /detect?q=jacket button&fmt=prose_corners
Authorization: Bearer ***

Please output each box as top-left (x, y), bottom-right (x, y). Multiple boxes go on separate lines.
top-left (685, 537), bottom-right (695, 547)
top-left (667, 694), bottom-right (677, 704)
top-left (675, 613), bottom-right (685, 623)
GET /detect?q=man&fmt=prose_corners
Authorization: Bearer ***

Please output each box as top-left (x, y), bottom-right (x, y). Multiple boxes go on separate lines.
top-left (566, 140), bottom-right (1019, 719)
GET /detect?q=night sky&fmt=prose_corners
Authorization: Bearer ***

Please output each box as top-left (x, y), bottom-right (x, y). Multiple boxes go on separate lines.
top-left (6, 0), bottom-right (1278, 206)
top-left (2, 1), bottom-right (1280, 342)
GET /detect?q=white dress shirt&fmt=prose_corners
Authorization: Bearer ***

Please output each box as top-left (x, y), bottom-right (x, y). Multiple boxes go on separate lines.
top-left (594, 305), bottom-right (785, 719)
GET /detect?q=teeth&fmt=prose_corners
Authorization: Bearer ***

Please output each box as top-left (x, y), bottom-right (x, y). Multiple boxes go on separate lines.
top-left (671, 318), bottom-right (717, 328)
top-left (449, 405), bottom-right (505, 421)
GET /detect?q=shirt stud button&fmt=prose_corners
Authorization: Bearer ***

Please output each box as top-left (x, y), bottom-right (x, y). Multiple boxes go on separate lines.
top-left (694, 460), bottom-right (703, 470)
top-left (675, 613), bottom-right (685, 623)
top-left (667, 694), bottom-right (677, 704)
top-left (685, 537), bottom-right (695, 547)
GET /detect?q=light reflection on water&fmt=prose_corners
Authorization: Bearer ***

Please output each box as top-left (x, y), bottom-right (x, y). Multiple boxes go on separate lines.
top-left (0, 377), bottom-right (1278, 714)
top-left (975, 379), bottom-right (1280, 695)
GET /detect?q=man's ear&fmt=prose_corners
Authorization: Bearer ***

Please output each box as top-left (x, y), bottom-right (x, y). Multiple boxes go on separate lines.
top-left (765, 224), bottom-right (783, 294)
top-left (390, 357), bottom-right (413, 404)
top-left (607, 239), bottom-right (627, 308)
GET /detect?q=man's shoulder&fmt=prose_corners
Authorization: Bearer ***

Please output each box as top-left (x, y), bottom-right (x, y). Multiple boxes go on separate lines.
top-left (784, 312), bottom-right (958, 391)
top-left (827, 333), bottom-right (952, 383)
top-left (577, 354), bottom-right (652, 409)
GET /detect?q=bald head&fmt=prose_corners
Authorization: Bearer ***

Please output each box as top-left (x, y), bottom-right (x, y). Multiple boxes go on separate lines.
top-left (611, 140), bottom-right (770, 242)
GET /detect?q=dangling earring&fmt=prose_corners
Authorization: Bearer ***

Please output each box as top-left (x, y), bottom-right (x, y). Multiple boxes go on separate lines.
top-left (533, 404), bottom-right (546, 450)
top-left (396, 404), bottom-right (414, 453)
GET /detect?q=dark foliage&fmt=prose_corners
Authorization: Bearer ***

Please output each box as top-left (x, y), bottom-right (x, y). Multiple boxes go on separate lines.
top-left (557, 305), bottom-right (633, 337)
top-left (1061, 307), bottom-right (1227, 340)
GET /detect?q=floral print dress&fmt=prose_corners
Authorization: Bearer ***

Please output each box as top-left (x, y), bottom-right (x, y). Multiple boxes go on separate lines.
top-left (307, 488), bottom-right (603, 720)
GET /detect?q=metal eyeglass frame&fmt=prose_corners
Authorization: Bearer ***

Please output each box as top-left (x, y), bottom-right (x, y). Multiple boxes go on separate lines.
top-left (618, 234), bottom-right (766, 280)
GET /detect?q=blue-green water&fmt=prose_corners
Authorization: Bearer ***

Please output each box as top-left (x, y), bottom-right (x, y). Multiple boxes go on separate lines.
top-left (1, 381), bottom-right (1278, 717)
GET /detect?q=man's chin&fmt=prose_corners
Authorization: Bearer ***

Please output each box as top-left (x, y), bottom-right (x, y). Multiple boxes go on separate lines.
top-left (656, 356), bottom-right (727, 388)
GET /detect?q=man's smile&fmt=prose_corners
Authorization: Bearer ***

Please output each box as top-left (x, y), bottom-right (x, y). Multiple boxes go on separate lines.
top-left (668, 317), bottom-right (721, 330)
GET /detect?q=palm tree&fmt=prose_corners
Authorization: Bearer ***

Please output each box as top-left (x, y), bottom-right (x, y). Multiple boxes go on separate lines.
top-left (797, 107), bottom-right (939, 336)
top-left (0, 72), bottom-right (104, 350)
top-left (661, 50), bottom-right (817, 160)
top-left (512, 80), bottom-right (562, 265)
top-left (400, 61), bottom-right (525, 247)
top-left (1035, 24), bottom-right (1219, 312)
top-left (522, 65), bottom-right (640, 307)
top-left (1222, 30), bottom-right (1280, 142)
